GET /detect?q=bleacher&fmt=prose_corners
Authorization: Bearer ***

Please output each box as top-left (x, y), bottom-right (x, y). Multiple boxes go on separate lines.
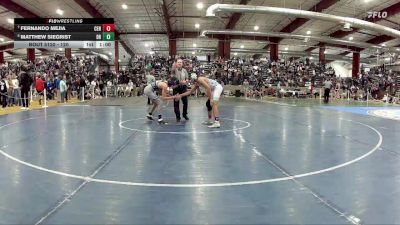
top-left (222, 85), bottom-right (314, 98)
top-left (395, 74), bottom-right (400, 97)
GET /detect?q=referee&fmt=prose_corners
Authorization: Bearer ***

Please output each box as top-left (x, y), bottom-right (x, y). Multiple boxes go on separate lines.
top-left (173, 58), bottom-right (189, 122)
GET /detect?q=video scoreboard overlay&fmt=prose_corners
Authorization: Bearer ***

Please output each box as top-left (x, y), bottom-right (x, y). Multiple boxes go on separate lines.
top-left (14, 18), bottom-right (115, 49)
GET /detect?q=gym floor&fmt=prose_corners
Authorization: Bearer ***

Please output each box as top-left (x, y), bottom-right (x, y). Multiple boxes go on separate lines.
top-left (0, 97), bottom-right (399, 224)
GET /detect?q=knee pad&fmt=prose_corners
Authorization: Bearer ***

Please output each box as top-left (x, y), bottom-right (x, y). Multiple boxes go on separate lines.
top-left (206, 99), bottom-right (212, 111)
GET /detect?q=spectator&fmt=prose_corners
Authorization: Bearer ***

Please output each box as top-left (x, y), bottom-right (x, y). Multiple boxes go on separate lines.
top-left (0, 76), bottom-right (7, 109)
top-left (55, 75), bottom-right (60, 103)
top-left (11, 74), bottom-right (21, 107)
top-left (6, 75), bottom-right (12, 107)
top-left (79, 76), bottom-right (86, 100)
top-left (323, 78), bottom-right (333, 103)
top-left (35, 74), bottom-right (45, 105)
top-left (59, 76), bottom-right (67, 103)
top-left (19, 69), bottom-right (33, 110)
top-left (46, 77), bottom-right (54, 100)
top-left (66, 76), bottom-right (72, 101)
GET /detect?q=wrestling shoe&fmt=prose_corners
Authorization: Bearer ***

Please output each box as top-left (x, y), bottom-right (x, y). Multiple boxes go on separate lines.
top-left (146, 114), bottom-right (154, 120)
top-left (158, 118), bottom-right (165, 123)
top-left (208, 121), bottom-right (220, 128)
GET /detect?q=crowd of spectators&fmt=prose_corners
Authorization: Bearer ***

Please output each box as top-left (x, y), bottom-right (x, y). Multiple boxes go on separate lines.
top-left (0, 53), bottom-right (398, 110)
top-left (127, 55), bottom-right (399, 103)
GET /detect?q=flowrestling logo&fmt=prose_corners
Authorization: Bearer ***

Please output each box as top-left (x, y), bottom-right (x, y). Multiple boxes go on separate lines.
top-left (367, 11), bottom-right (388, 19)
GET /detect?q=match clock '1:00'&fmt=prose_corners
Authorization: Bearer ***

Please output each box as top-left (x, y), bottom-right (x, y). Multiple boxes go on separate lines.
top-left (99, 42), bottom-right (113, 47)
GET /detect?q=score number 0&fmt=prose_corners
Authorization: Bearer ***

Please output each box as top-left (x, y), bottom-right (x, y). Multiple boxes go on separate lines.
top-left (102, 24), bottom-right (114, 32)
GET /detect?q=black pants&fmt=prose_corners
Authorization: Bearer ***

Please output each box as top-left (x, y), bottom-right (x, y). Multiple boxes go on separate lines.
top-left (21, 89), bottom-right (29, 107)
top-left (0, 92), bottom-right (7, 108)
top-left (173, 85), bottom-right (188, 120)
top-left (324, 88), bottom-right (330, 103)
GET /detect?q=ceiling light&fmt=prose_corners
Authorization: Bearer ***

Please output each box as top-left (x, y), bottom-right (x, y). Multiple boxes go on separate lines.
top-left (349, 36), bottom-right (353, 41)
top-left (342, 22), bottom-right (352, 31)
top-left (196, 2), bottom-right (204, 9)
top-left (193, 43), bottom-right (197, 47)
top-left (309, 57), bottom-right (313, 60)
top-left (7, 18), bottom-right (13, 24)
top-left (134, 23), bottom-right (140, 29)
top-left (0, 38), bottom-right (4, 42)
top-left (145, 43), bottom-right (148, 47)
top-left (122, 4), bottom-right (128, 9)
top-left (364, 0), bottom-right (372, 2)
top-left (58, 48), bottom-right (62, 51)
top-left (240, 45), bottom-right (244, 48)
top-left (381, 43), bottom-right (386, 46)
top-left (149, 51), bottom-right (154, 54)
top-left (306, 30), bottom-right (311, 35)
top-left (192, 51), bottom-right (195, 55)
top-left (195, 23), bottom-right (200, 29)
top-left (108, 52), bottom-right (112, 55)
top-left (324, 50), bottom-right (328, 54)
top-left (385, 57), bottom-right (390, 61)
top-left (118, 59), bottom-right (121, 62)
top-left (284, 47), bottom-right (288, 51)
top-left (396, 48), bottom-right (400, 51)
top-left (56, 9), bottom-right (63, 15)
top-left (254, 25), bottom-right (259, 31)
top-left (234, 52), bottom-right (238, 56)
